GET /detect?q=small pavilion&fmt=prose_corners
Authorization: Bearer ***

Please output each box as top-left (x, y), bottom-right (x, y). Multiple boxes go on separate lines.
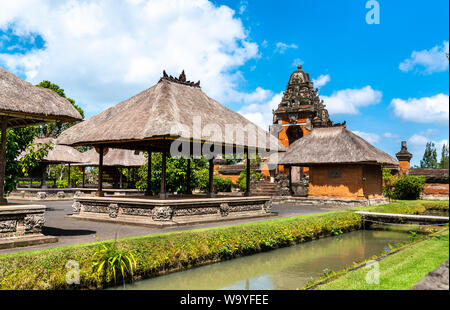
top-left (0, 66), bottom-right (82, 204)
top-left (18, 137), bottom-right (84, 188)
top-left (57, 70), bottom-right (283, 226)
top-left (278, 126), bottom-right (398, 201)
top-left (76, 148), bottom-right (146, 188)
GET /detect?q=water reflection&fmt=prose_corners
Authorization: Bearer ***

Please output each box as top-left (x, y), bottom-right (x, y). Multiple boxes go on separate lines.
top-left (113, 229), bottom-right (410, 290)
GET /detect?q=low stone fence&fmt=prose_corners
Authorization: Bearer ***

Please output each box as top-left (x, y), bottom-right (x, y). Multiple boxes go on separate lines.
top-left (272, 196), bottom-right (388, 207)
top-left (70, 196), bottom-right (274, 227)
top-left (8, 188), bottom-right (144, 201)
top-left (0, 205), bottom-right (46, 238)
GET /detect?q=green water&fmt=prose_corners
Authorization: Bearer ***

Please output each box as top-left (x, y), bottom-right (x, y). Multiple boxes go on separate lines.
top-left (113, 229), bottom-right (412, 290)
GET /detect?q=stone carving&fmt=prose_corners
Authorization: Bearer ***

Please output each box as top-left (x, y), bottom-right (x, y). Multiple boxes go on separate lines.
top-left (36, 192), bottom-right (47, 200)
top-left (276, 175), bottom-right (291, 196)
top-left (74, 191), bottom-right (82, 198)
top-left (83, 204), bottom-right (109, 214)
top-left (263, 200), bottom-right (272, 213)
top-left (152, 207), bottom-right (173, 221)
top-left (121, 207), bottom-right (153, 217)
top-left (57, 191), bottom-right (66, 199)
top-left (72, 202), bottom-right (82, 214)
top-left (174, 207), bottom-right (218, 217)
top-left (219, 203), bottom-right (230, 217)
top-left (108, 204), bottom-right (120, 218)
top-left (160, 70), bottom-right (200, 88)
top-left (24, 214), bottom-right (45, 233)
top-left (0, 220), bottom-right (18, 233)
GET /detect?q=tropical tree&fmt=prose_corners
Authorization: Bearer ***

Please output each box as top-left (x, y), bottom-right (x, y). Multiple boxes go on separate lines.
top-left (439, 142), bottom-right (449, 169)
top-left (35, 80), bottom-right (84, 137)
top-left (420, 142), bottom-right (438, 168)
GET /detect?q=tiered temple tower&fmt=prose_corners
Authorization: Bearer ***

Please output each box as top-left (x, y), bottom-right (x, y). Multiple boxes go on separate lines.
top-left (270, 65), bottom-right (333, 148)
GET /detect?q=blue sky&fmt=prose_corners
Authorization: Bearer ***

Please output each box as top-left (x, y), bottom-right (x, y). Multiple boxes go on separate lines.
top-left (1, 0), bottom-right (448, 166)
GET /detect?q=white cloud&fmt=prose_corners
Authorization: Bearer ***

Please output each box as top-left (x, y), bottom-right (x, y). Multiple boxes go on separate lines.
top-left (238, 91), bottom-right (283, 131)
top-left (275, 42), bottom-right (298, 54)
top-left (384, 132), bottom-right (400, 139)
top-left (399, 41), bottom-right (449, 74)
top-left (312, 74), bottom-right (330, 88)
top-left (353, 131), bottom-right (380, 144)
top-left (321, 86), bottom-right (382, 115)
top-left (390, 93), bottom-right (449, 123)
top-left (0, 0), bottom-right (260, 117)
top-left (292, 58), bottom-right (304, 67)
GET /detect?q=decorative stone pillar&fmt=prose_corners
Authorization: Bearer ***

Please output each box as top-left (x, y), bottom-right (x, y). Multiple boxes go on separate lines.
top-left (396, 141), bottom-right (413, 176)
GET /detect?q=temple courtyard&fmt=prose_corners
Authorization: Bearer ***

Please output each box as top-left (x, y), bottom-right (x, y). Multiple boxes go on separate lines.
top-left (0, 199), bottom-right (352, 255)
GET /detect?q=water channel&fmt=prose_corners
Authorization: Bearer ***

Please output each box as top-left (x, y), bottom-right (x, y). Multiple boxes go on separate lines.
top-left (113, 227), bottom-right (414, 290)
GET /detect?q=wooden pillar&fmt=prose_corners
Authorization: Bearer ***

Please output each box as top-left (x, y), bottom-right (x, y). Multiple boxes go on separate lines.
top-left (97, 147), bottom-right (104, 197)
top-left (0, 117), bottom-right (7, 204)
top-left (67, 163), bottom-right (72, 188)
top-left (245, 149), bottom-right (251, 197)
top-left (186, 158), bottom-right (192, 195)
top-left (82, 167), bottom-right (85, 188)
top-left (146, 151), bottom-right (152, 196)
top-left (119, 168), bottom-right (123, 189)
top-left (159, 151), bottom-right (167, 199)
top-left (41, 163), bottom-right (48, 189)
top-left (288, 166), bottom-right (293, 195)
top-left (208, 158), bottom-right (215, 197)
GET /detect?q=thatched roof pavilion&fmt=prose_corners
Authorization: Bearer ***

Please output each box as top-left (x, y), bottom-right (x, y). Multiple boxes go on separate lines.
top-left (78, 148), bottom-right (146, 167)
top-left (58, 71), bottom-right (284, 198)
top-left (1, 67), bottom-right (82, 203)
top-left (278, 126), bottom-right (398, 200)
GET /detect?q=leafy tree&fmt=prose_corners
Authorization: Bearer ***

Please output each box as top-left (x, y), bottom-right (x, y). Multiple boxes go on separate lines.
top-left (420, 142), bottom-right (438, 168)
top-left (440, 142), bottom-right (449, 169)
top-left (3, 127), bottom-right (37, 194)
top-left (35, 80), bottom-right (84, 137)
top-left (382, 168), bottom-right (397, 201)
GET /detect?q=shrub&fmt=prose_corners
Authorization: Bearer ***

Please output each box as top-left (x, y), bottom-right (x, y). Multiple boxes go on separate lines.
top-left (213, 176), bottom-right (232, 193)
top-left (237, 170), bottom-right (262, 191)
top-left (392, 175), bottom-right (426, 200)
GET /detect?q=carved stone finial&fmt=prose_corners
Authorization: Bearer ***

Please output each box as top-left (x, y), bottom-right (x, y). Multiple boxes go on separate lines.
top-left (163, 70), bottom-right (168, 77)
top-left (179, 70), bottom-right (186, 82)
top-left (159, 70), bottom-right (201, 88)
top-left (297, 65), bottom-right (302, 70)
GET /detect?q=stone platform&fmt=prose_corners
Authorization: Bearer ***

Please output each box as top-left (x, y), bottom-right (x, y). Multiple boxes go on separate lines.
top-left (0, 205), bottom-right (58, 249)
top-left (8, 188), bottom-right (144, 201)
top-left (68, 195), bottom-right (274, 227)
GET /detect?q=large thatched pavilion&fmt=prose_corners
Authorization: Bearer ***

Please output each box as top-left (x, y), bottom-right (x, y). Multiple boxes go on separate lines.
top-left (0, 66), bottom-right (81, 246)
top-left (57, 71), bottom-right (284, 226)
top-left (278, 126), bottom-right (398, 201)
top-left (0, 67), bottom-right (82, 203)
top-left (76, 148), bottom-right (146, 188)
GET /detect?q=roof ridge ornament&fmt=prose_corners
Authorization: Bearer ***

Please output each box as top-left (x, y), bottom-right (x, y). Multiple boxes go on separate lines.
top-left (159, 70), bottom-right (201, 88)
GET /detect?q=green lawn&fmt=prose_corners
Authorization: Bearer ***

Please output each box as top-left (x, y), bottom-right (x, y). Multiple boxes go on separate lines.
top-left (316, 230), bottom-right (449, 290)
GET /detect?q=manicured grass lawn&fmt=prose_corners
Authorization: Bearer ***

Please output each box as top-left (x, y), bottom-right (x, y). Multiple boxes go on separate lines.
top-left (316, 230), bottom-right (449, 290)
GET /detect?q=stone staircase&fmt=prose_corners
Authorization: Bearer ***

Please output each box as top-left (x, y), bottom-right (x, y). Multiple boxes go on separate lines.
top-left (250, 180), bottom-right (279, 197)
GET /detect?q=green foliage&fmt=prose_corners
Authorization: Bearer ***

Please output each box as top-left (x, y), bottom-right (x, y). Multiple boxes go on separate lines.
top-left (136, 153), bottom-right (208, 194)
top-left (440, 142), bottom-right (449, 169)
top-left (3, 127), bottom-right (37, 194)
top-left (237, 170), bottom-right (262, 191)
top-left (420, 142), bottom-right (438, 168)
top-left (392, 175), bottom-right (426, 200)
top-left (91, 242), bottom-right (136, 285)
top-left (35, 80), bottom-right (84, 137)
top-left (213, 176), bottom-right (232, 193)
top-left (19, 141), bottom-right (53, 177)
top-left (382, 168), bottom-right (396, 200)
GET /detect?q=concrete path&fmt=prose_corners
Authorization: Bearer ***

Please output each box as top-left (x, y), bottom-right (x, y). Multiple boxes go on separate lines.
top-left (0, 200), bottom-right (349, 255)
top-left (411, 260), bottom-right (449, 290)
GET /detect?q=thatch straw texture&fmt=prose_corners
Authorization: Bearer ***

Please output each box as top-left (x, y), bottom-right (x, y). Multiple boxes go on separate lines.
top-left (278, 126), bottom-right (398, 166)
top-left (0, 67), bottom-right (82, 128)
top-left (77, 148), bottom-right (146, 167)
top-left (57, 78), bottom-right (284, 152)
top-left (18, 137), bottom-right (84, 164)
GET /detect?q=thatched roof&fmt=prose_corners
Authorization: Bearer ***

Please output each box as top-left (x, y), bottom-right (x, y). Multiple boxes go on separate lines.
top-left (408, 169), bottom-right (449, 184)
top-left (0, 67), bottom-right (82, 128)
top-left (18, 137), bottom-right (84, 164)
top-left (278, 126), bottom-right (398, 166)
top-left (76, 148), bottom-right (146, 167)
top-left (57, 73), bottom-right (284, 153)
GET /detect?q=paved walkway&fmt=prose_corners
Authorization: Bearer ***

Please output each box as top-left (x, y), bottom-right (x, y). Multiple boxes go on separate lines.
top-left (411, 260), bottom-right (449, 290)
top-left (0, 200), bottom-right (349, 255)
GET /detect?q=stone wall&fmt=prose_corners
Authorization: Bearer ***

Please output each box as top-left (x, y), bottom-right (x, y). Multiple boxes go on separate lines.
top-left (0, 205), bottom-right (46, 238)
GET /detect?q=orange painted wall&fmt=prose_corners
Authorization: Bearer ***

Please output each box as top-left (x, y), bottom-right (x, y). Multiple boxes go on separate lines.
top-left (308, 165), bottom-right (383, 199)
top-left (398, 161), bottom-right (411, 176)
